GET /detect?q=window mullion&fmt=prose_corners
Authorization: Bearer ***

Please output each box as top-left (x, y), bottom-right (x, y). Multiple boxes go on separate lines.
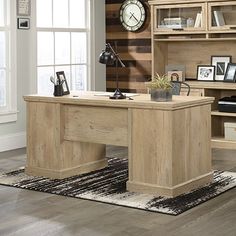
top-left (5, 30), bottom-right (10, 107)
top-left (70, 32), bottom-right (72, 90)
top-left (37, 27), bottom-right (86, 33)
top-left (86, 0), bottom-right (89, 90)
top-left (68, 0), bottom-right (70, 28)
top-left (53, 31), bottom-right (56, 77)
top-left (4, 0), bottom-right (10, 109)
top-left (52, 0), bottom-right (55, 78)
top-left (52, 0), bottom-right (54, 27)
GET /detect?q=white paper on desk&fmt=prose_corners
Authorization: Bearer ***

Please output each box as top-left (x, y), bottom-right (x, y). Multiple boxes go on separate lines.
top-left (94, 93), bottom-right (140, 97)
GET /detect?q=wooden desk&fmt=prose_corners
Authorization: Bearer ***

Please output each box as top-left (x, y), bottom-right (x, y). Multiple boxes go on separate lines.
top-left (24, 92), bottom-right (214, 197)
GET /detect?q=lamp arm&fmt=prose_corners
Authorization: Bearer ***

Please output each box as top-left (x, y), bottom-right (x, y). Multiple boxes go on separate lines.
top-left (106, 43), bottom-right (126, 68)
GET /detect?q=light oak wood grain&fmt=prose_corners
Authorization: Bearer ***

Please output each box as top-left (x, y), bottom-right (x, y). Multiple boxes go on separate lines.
top-left (149, 0), bottom-right (234, 5)
top-left (64, 105), bottom-right (128, 146)
top-left (127, 104), bottom-right (212, 197)
top-left (187, 81), bottom-right (236, 149)
top-left (25, 102), bottom-right (107, 179)
top-left (150, 0), bottom-right (236, 151)
top-left (24, 93), bottom-right (213, 196)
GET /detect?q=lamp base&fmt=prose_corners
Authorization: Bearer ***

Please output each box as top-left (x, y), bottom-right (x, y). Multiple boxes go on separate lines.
top-left (109, 89), bottom-right (126, 99)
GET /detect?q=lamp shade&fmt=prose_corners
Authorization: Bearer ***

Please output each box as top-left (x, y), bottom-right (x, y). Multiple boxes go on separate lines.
top-left (99, 50), bottom-right (116, 65)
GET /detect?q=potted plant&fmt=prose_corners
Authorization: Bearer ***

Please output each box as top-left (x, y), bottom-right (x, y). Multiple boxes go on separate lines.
top-left (146, 73), bottom-right (173, 102)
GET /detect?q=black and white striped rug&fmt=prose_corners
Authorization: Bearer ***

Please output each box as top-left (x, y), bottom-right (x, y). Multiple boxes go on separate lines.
top-left (0, 157), bottom-right (235, 215)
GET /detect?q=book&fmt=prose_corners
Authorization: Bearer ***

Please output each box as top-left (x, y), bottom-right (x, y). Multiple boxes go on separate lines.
top-left (213, 11), bottom-right (225, 26)
top-left (194, 12), bottom-right (202, 28)
top-left (162, 17), bottom-right (187, 29)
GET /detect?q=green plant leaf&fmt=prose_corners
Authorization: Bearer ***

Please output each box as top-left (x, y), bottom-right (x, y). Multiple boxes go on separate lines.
top-left (146, 73), bottom-right (172, 90)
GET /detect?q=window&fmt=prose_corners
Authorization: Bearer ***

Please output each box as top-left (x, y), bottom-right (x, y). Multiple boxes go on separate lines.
top-left (0, 0), bottom-right (17, 123)
top-left (36, 0), bottom-right (89, 94)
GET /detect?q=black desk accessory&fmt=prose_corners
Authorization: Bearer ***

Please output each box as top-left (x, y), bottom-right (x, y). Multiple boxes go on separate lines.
top-left (99, 42), bottom-right (126, 99)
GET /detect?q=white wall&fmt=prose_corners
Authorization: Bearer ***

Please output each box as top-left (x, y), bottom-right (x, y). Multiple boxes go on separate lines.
top-left (91, 0), bottom-right (106, 91)
top-left (0, 0), bottom-right (106, 152)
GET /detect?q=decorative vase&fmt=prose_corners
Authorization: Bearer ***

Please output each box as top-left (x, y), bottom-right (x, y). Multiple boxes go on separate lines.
top-left (150, 89), bottom-right (172, 102)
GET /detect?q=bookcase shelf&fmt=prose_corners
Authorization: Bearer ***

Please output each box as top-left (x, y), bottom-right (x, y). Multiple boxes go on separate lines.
top-left (211, 110), bottom-right (236, 117)
top-left (212, 137), bottom-right (236, 149)
top-left (187, 81), bottom-right (236, 149)
top-left (149, 0), bottom-right (236, 150)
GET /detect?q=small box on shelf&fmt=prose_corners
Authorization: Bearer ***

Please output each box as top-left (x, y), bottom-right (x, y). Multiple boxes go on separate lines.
top-left (158, 17), bottom-right (187, 29)
top-left (224, 122), bottom-right (236, 141)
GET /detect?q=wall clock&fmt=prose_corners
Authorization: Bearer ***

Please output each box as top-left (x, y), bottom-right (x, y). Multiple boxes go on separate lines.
top-left (119, 0), bottom-right (146, 32)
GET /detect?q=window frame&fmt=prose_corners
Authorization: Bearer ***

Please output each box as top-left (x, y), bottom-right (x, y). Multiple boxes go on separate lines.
top-left (0, 0), bottom-right (17, 124)
top-left (35, 0), bottom-right (91, 94)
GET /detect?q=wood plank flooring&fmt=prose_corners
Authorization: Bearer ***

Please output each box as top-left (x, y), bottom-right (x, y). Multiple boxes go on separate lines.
top-left (0, 147), bottom-right (236, 236)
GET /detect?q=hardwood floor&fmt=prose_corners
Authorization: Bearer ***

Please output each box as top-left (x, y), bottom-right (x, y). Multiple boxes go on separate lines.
top-left (0, 147), bottom-right (236, 236)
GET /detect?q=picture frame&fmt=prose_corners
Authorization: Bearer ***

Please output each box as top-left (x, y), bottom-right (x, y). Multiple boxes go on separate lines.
top-left (165, 64), bottom-right (186, 81)
top-left (167, 70), bottom-right (183, 82)
top-left (197, 65), bottom-right (215, 81)
top-left (17, 18), bottom-right (30, 29)
top-left (223, 63), bottom-right (236, 83)
top-left (56, 71), bottom-right (70, 95)
top-left (211, 55), bottom-right (232, 81)
top-left (17, 0), bottom-right (31, 16)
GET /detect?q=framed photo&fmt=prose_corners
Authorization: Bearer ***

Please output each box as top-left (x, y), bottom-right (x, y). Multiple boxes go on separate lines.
top-left (56, 71), bottom-right (70, 95)
top-left (17, 0), bottom-right (31, 16)
top-left (223, 63), bottom-right (236, 83)
top-left (167, 70), bottom-right (183, 82)
top-left (17, 18), bottom-right (30, 29)
top-left (197, 65), bottom-right (215, 81)
top-left (211, 55), bottom-right (232, 81)
top-left (165, 64), bottom-right (186, 81)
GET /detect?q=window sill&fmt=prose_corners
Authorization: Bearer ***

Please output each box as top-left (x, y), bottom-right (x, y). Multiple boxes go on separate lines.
top-left (0, 111), bottom-right (18, 124)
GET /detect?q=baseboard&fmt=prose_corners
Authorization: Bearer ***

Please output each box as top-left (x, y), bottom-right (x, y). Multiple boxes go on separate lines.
top-left (0, 132), bottom-right (26, 152)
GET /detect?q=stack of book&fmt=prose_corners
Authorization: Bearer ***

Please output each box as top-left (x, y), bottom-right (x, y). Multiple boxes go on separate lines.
top-left (159, 17), bottom-right (187, 29)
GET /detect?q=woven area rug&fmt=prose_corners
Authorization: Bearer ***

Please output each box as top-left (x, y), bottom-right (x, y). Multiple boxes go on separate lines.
top-left (0, 157), bottom-right (236, 216)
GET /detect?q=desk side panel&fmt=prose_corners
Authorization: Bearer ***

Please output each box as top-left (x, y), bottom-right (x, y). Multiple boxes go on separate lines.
top-left (172, 104), bottom-right (212, 186)
top-left (128, 108), bottom-right (173, 187)
top-left (127, 104), bottom-right (212, 197)
top-left (26, 102), bottom-right (107, 179)
top-left (26, 102), bottom-right (61, 170)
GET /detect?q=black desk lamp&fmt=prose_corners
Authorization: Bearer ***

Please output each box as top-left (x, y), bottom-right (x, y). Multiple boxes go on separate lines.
top-left (99, 42), bottom-right (126, 99)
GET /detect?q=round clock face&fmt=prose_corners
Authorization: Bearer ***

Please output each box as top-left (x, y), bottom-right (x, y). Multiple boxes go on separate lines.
top-left (120, 0), bottom-right (146, 32)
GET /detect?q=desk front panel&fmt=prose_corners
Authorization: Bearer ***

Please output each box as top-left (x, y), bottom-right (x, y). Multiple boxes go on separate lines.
top-left (63, 105), bottom-right (128, 146)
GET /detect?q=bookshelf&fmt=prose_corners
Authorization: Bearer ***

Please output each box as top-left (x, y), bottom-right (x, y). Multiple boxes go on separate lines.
top-left (149, 0), bottom-right (236, 150)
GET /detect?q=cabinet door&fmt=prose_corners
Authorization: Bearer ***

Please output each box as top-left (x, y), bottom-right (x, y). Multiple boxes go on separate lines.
top-left (209, 1), bottom-right (236, 32)
top-left (153, 3), bottom-right (206, 34)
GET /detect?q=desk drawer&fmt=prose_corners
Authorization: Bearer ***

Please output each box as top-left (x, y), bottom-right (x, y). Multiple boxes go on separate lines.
top-left (63, 105), bottom-right (128, 146)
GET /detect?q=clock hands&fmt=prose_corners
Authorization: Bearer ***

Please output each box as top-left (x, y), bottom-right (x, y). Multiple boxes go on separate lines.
top-left (126, 12), bottom-right (140, 24)
top-left (128, 12), bottom-right (133, 21)
top-left (130, 12), bottom-right (139, 23)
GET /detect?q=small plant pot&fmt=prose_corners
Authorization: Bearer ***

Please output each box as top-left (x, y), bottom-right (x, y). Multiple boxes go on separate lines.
top-left (150, 89), bottom-right (172, 102)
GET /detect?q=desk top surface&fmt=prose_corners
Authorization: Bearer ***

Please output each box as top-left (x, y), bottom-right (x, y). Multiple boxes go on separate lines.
top-left (24, 91), bottom-right (214, 110)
